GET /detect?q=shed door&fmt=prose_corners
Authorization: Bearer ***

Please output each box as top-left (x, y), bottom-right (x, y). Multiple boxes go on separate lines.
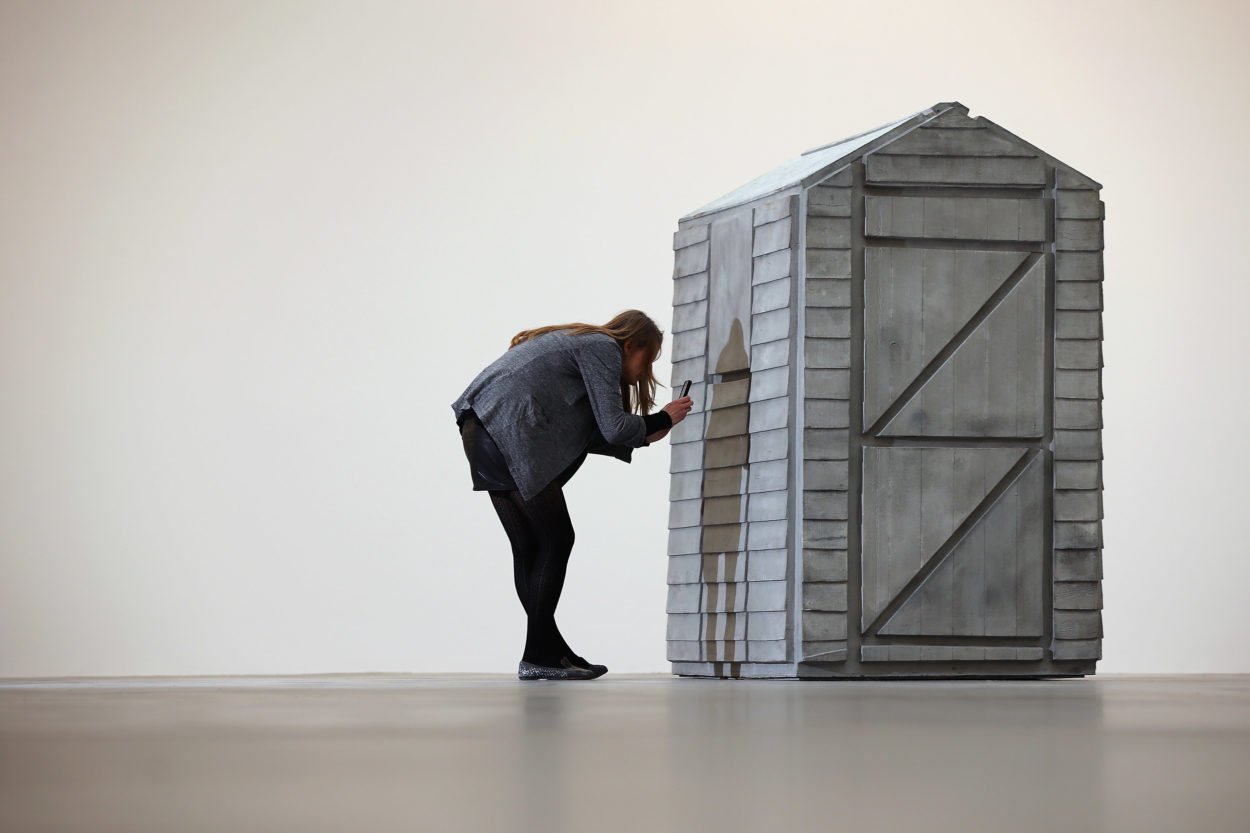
top-left (859, 246), bottom-right (1047, 643)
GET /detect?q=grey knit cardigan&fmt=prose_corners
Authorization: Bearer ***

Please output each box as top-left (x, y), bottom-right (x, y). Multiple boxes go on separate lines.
top-left (450, 329), bottom-right (651, 500)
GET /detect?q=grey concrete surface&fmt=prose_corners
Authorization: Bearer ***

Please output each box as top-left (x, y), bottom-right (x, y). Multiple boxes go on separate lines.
top-left (1, 674), bottom-right (1246, 833)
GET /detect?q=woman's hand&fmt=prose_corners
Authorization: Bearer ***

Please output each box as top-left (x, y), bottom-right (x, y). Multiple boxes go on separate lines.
top-left (644, 396), bottom-right (691, 444)
top-left (663, 396), bottom-right (693, 425)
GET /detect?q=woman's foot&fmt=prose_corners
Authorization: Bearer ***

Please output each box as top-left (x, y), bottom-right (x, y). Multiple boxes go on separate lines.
top-left (567, 654), bottom-right (608, 678)
top-left (517, 656), bottom-right (597, 681)
top-left (550, 633), bottom-right (608, 678)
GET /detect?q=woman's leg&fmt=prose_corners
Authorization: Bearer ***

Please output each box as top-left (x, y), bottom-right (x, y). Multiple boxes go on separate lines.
top-left (486, 489), bottom-right (538, 618)
top-left (487, 481), bottom-right (578, 666)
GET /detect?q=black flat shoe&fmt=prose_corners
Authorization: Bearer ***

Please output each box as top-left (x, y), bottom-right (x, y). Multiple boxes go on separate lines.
top-left (568, 656), bottom-right (608, 678)
top-left (517, 657), bottom-right (597, 681)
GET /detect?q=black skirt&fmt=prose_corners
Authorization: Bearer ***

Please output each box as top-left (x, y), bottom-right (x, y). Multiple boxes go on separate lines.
top-left (459, 409), bottom-right (519, 491)
top-left (458, 408), bottom-right (590, 495)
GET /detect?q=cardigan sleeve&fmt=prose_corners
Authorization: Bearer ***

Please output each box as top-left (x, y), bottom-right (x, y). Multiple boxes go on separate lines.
top-left (643, 409), bottom-right (673, 434)
top-left (572, 336), bottom-right (648, 447)
top-left (588, 411), bottom-right (668, 459)
top-left (586, 426), bottom-right (633, 462)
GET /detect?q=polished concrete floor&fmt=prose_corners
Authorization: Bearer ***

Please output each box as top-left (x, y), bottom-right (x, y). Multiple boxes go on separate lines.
top-left (1, 673), bottom-right (1247, 833)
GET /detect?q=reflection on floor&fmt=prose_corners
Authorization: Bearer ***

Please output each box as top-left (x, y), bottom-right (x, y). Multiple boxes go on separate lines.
top-left (1, 674), bottom-right (1247, 832)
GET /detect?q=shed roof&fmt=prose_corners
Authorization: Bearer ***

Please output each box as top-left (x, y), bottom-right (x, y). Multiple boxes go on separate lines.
top-left (679, 100), bottom-right (1100, 221)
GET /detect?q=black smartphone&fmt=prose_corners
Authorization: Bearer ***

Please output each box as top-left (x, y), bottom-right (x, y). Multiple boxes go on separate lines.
top-left (679, 379), bottom-right (692, 399)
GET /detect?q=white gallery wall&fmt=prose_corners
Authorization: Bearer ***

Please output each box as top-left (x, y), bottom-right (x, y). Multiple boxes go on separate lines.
top-left (1, 0), bottom-right (1247, 677)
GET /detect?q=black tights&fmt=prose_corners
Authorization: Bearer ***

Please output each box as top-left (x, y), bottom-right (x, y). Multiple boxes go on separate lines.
top-left (487, 454), bottom-right (587, 666)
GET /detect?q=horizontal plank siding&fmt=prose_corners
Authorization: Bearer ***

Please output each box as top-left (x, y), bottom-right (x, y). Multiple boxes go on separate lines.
top-left (874, 125), bottom-right (1030, 156)
top-left (865, 195), bottom-right (1046, 241)
top-left (865, 153), bottom-right (1047, 185)
top-left (800, 188), bottom-right (854, 662)
top-left (1050, 188), bottom-right (1104, 664)
top-left (669, 198), bottom-right (797, 670)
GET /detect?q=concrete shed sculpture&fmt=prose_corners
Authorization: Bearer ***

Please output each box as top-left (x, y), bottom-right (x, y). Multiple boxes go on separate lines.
top-left (665, 101), bottom-right (1104, 679)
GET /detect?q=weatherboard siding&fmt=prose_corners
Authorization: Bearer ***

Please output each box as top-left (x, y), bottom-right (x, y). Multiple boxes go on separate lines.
top-left (1051, 185), bottom-right (1105, 662)
top-left (666, 193), bottom-right (798, 668)
top-left (800, 176), bottom-right (853, 663)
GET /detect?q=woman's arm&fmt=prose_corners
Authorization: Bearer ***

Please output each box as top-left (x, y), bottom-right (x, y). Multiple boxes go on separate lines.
top-left (642, 408), bottom-right (672, 445)
top-left (572, 337), bottom-right (648, 447)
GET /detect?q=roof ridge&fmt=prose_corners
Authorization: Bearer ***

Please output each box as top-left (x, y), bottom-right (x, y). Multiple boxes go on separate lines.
top-left (800, 101), bottom-right (951, 156)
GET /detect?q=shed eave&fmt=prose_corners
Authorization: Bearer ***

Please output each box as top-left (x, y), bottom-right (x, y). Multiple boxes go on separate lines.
top-left (677, 103), bottom-right (949, 222)
top-left (973, 116), bottom-right (1103, 188)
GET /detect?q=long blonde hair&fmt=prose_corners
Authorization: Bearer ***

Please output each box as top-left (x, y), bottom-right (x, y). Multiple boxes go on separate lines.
top-left (510, 309), bottom-right (666, 416)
